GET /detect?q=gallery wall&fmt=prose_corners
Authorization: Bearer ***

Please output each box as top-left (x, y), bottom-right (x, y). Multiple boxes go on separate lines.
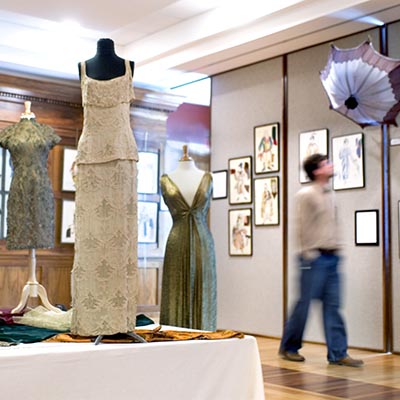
top-left (210, 24), bottom-right (399, 351)
top-left (211, 57), bottom-right (284, 337)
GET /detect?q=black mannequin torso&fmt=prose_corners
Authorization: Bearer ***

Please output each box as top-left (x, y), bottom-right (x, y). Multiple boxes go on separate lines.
top-left (78, 38), bottom-right (134, 81)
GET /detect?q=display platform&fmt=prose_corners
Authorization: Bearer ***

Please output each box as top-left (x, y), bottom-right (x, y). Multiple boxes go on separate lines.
top-left (0, 324), bottom-right (265, 400)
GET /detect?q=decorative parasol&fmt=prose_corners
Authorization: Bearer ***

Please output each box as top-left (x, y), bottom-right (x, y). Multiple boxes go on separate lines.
top-left (320, 40), bottom-right (400, 127)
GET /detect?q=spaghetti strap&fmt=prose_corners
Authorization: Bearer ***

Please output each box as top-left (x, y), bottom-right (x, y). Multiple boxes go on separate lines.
top-left (80, 61), bottom-right (86, 78)
top-left (125, 59), bottom-right (131, 79)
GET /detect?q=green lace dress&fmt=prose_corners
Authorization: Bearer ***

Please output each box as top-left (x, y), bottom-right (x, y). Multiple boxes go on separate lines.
top-left (160, 172), bottom-right (217, 331)
top-left (0, 118), bottom-right (60, 249)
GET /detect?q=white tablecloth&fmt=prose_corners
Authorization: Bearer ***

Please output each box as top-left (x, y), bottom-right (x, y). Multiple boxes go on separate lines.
top-left (0, 325), bottom-right (265, 400)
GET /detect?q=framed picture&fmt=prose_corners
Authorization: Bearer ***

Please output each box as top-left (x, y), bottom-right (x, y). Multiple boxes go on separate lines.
top-left (3, 194), bottom-right (8, 238)
top-left (254, 123), bottom-right (279, 174)
top-left (228, 208), bottom-right (252, 256)
top-left (60, 200), bottom-right (75, 244)
top-left (332, 133), bottom-right (364, 190)
top-left (228, 156), bottom-right (252, 205)
top-left (137, 151), bottom-right (159, 194)
top-left (355, 209), bottom-right (379, 246)
top-left (138, 201), bottom-right (158, 244)
top-left (212, 170), bottom-right (228, 200)
top-left (62, 147), bottom-right (77, 192)
top-left (159, 196), bottom-right (169, 211)
top-left (254, 176), bottom-right (279, 226)
top-left (4, 150), bottom-right (12, 191)
top-left (299, 129), bottom-right (328, 183)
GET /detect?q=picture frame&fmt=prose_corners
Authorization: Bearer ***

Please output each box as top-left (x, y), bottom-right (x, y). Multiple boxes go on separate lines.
top-left (137, 151), bottom-right (159, 194)
top-left (254, 122), bottom-right (279, 174)
top-left (355, 209), bottom-right (379, 246)
top-left (212, 170), bottom-right (228, 200)
top-left (254, 176), bottom-right (279, 226)
top-left (332, 133), bottom-right (364, 190)
top-left (62, 147), bottom-right (77, 192)
top-left (228, 208), bottom-right (252, 256)
top-left (4, 150), bottom-right (12, 191)
top-left (60, 199), bottom-right (75, 244)
top-left (228, 156), bottom-right (252, 205)
top-left (299, 129), bottom-right (328, 183)
top-left (138, 201), bottom-right (158, 244)
top-left (3, 194), bottom-right (8, 238)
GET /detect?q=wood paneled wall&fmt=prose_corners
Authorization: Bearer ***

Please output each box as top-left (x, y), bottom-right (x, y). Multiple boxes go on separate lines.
top-left (0, 72), bottom-right (182, 312)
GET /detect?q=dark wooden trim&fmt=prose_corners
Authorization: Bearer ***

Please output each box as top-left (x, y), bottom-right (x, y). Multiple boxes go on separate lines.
top-left (282, 54), bottom-right (289, 325)
top-left (380, 24), bottom-right (393, 354)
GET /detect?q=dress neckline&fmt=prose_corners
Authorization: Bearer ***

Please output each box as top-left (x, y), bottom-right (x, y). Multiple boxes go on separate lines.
top-left (165, 172), bottom-right (208, 208)
top-left (82, 60), bottom-right (130, 83)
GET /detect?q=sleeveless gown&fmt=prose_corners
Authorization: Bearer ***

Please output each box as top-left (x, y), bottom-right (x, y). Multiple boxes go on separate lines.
top-left (160, 172), bottom-right (217, 331)
top-left (71, 60), bottom-right (139, 336)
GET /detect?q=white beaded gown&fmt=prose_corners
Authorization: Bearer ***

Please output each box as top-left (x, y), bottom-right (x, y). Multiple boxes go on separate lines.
top-left (71, 60), bottom-right (139, 336)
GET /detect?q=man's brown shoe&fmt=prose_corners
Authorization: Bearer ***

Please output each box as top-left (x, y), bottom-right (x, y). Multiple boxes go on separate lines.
top-left (279, 350), bottom-right (305, 362)
top-left (329, 356), bottom-right (364, 367)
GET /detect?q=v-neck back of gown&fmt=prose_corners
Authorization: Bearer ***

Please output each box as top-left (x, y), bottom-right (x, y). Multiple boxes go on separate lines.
top-left (160, 173), bottom-right (217, 331)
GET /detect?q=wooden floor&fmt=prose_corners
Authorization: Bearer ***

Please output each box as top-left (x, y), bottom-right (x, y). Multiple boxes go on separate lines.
top-left (256, 337), bottom-right (400, 399)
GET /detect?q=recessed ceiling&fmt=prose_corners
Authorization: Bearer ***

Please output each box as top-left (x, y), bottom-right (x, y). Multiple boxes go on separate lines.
top-left (0, 0), bottom-right (399, 89)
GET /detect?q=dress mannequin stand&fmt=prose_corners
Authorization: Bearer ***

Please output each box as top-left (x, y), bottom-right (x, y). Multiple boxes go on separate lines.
top-left (160, 144), bottom-right (216, 330)
top-left (11, 102), bottom-right (61, 314)
top-left (78, 38), bottom-right (134, 81)
top-left (75, 39), bottom-right (144, 345)
top-left (168, 145), bottom-right (204, 205)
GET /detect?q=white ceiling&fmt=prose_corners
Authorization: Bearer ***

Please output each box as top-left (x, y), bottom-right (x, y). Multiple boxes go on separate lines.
top-left (0, 0), bottom-right (400, 90)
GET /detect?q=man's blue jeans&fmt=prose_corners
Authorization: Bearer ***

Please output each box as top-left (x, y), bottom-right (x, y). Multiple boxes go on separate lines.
top-left (280, 253), bottom-right (348, 362)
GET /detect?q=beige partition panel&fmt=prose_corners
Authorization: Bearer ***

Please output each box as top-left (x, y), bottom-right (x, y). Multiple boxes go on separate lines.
top-left (287, 29), bottom-right (384, 351)
top-left (211, 58), bottom-right (284, 337)
top-left (388, 21), bottom-right (400, 354)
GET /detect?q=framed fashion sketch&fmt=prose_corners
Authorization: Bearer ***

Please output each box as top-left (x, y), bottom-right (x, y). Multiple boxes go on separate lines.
top-left (61, 147), bottom-right (77, 192)
top-left (138, 201), bottom-right (158, 244)
top-left (60, 199), bottom-right (75, 243)
top-left (254, 176), bottom-right (279, 226)
top-left (299, 129), bottom-right (328, 183)
top-left (212, 170), bottom-right (228, 200)
top-left (332, 133), bottom-right (364, 190)
top-left (228, 156), bottom-right (252, 205)
top-left (254, 122), bottom-right (279, 174)
top-left (137, 151), bottom-right (159, 194)
top-left (355, 209), bottom-right (379, 246)
top-left (229, 208), bottom-right (252, 256)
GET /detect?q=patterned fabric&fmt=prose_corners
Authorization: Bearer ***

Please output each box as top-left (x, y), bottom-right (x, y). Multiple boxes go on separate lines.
top-left (77, 60), bottom-right (138, 164)
top-left (71, 60), bottom-right (138, 336)
top-left (46, 328), bottom-right (244, 343)
top-left (160, 173), bottom-right (217, 331)
top-left (0, 118), bottom-right (60, 249)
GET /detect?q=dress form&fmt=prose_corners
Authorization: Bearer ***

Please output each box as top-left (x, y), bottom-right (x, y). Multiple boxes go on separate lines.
top-left (74, 42), bottom-right (145, 344)
top-left (168, 145), bottom-right (204, 205)
top-left (11, 101), bottom-right (61, 314)
top-left (78, 38), bottom-right (134, 81)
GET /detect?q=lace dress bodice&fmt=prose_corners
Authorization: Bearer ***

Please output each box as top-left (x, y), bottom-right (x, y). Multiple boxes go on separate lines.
top-left (77, 60), bottom-right (138, 164)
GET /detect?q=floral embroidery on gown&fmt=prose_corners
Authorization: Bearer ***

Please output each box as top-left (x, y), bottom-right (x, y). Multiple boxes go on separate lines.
top-left (71, 60), bottom-right (139, 336)
top-left (160, 173), bottom-right (217, 331)
top-left (0, 119), bottom-right (60, 249)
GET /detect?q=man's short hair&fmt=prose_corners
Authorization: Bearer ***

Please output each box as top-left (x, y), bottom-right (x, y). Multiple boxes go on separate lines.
top-left (303, 153), bottom-right (328, 181)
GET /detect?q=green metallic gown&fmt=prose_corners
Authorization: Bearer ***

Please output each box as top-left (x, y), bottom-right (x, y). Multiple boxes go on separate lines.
top-left (160, 172), bottom-right (216, 331)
